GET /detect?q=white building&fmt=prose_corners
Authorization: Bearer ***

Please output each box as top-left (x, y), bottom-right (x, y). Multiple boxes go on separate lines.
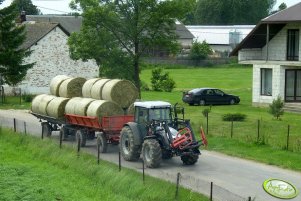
top-left (231, 2), bottom-right (301, 107)
top-left (186, 25), bottom-right (254, 54)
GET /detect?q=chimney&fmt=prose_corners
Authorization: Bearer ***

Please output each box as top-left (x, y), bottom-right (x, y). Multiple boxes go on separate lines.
top-left (20, 11), bottom-right (26, 23)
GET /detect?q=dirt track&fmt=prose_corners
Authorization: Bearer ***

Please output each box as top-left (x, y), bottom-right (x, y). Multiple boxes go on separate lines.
top-left (0, 109), bottom-right (300, 201)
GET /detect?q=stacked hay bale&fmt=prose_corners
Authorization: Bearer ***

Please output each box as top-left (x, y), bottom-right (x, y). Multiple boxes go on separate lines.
top-left (31, 75), bottom-right (138, 121)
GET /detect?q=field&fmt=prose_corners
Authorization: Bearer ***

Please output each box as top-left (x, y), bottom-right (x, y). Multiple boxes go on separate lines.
top-left (140, 64), bottom-right (301, 171)
top-left (0, 128), bottom-right (208, 201)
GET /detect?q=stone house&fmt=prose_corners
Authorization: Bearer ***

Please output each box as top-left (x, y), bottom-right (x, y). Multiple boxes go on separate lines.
top-left (8, 16), bottom-right (98, 95)
top-left (231, 2), bottom-right (301, 107)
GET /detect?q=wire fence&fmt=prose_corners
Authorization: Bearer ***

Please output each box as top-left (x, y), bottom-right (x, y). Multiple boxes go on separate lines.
top-left (0, 115), bottom-right (258, 201)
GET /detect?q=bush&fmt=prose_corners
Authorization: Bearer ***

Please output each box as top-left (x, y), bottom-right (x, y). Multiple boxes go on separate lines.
top-left (151, 68), bottom-right (175, 92)
top-left (222, 113), bottom-right (246, 121)
top-left (22, 93), bottom-right (35, 102)
top-left (190, 40), bottom-right (212, 60)
top-left (268, 96), bottom-right (284, 119)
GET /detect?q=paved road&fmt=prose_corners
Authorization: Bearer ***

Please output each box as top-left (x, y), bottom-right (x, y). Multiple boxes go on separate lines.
top-left (0, 109), bottom-right (300, 201)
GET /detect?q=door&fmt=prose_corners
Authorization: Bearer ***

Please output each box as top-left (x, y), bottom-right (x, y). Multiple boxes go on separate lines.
top-left (285, 69), bottom-right (301, 102)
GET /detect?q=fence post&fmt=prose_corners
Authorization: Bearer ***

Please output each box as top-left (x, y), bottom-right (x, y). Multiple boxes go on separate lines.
top-left (19, 88), bottom-right (22, 105)
top-left (59, 130), bottom-right (63, 149)
top-left (24, 122), bottom-right (26, 134)
top-left (175, 172), bottom-right (181, 200)
top-left (97, 141), bottom-right (100, 165)
top-left (248, 196), bottom-right (251, 201)
top-left (206, 114), bottom-right (209, 136)
top-left (77, 137), bottom-right (80, 156)
top-left (119, 151), bottom-right (121, 172)
top-left (210, 182), bottom-right (213, 201)
top-left (257, 119), bottom-right (260, 142)
top-left (287, 125), bottom-right (290, 151)
top-left (13, 118), bottom-right (16, 132)
top-left (231, 120), bottom-right (233, 138)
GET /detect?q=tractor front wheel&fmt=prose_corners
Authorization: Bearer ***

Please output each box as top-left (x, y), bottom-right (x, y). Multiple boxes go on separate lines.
top-left (142, 139), bottom-right (162, 168)
top-left (120, 126), bottom-right (141, 161)
top-left (181, 154), bottom-right (199, 165)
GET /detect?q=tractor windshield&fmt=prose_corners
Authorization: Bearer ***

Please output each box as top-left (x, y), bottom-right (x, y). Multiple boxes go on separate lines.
top-left (149, 108), bottom-right (171, 123)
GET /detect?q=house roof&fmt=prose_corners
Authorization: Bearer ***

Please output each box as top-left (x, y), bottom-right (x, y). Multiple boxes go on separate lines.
top-left (176, 23), bottom-right (194, 39)
top-left (21, 22), bottom-right (67, 49)
top-left (26, 15), bottom-right (82, 34)
top-left (186, 25), bottom-right (254, 45)
top-left (230, 2), bottom-right (301, 56)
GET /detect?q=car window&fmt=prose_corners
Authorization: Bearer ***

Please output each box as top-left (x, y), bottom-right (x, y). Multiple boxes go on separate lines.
top-left (189, 88), bottom-right (202, 94)
top-left (214, 89), bottom-right (224, 96)
top-left (206, 89), bottom-right (214, 95)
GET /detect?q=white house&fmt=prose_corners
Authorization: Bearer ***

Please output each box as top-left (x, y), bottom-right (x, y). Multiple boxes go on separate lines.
top-left (231, 2), bottom-right (301, 107)
top-left (187, 25), bottom-right (254, 54)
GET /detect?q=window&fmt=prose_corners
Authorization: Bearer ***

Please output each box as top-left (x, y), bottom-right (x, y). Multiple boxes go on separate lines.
top-left (287, 29), bottom-right (299, 61)
top-left (261, 68), bottom-right (272, 96)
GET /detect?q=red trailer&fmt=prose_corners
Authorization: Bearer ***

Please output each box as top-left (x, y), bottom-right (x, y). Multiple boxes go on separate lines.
top-left (31, 112), bottom-right (134, 152)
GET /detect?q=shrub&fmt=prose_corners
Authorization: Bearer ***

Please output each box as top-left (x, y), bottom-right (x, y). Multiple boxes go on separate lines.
top-left (190, 40), bottom-right (212, 60)
top-left (22, 93), bottom-right (35, 102)
top-left (222, 113), bottom-right (246, 121)
top-left (268, 95), bottom-right (284, 120)
top-left (151, 68), bottom-right (175, 92)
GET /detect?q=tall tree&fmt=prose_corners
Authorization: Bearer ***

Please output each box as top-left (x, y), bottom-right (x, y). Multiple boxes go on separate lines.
top-left (195, 0), bottom-right (276, 25)
top-left (68, 0), bottom-right (189, 95)
top-left (12, 0), bottom-right (41, 15)
top-left (0, 4), bottom-right (34, 85)
top-left (278, 2), bottom-right (287, 10)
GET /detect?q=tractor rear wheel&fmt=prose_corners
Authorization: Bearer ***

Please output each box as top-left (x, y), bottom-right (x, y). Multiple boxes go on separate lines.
top-left (75, 130), bottom-right (86, 147)
top-left (181, 154), bottom-right (199, 165)
top-left (142, 139), bottom-right (162, 168)
top-left (97, 132), bottom-right (108, 153)
top-left (42, 122), bottom-right (52, 138)
top-left (120, 126), bottom-right (141, 161)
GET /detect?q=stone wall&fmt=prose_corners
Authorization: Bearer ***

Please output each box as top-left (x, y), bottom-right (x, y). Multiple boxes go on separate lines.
top-left (11, 26), bottom-right (98, 95)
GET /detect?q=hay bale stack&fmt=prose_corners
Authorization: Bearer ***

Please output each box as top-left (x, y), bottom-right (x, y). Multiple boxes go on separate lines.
top-left (82, 78), bottom-right (101, 98)
top-left (102, 79), bottom-right (138, 108)
top-left (38, 95), bottom-right (56, 115)
top-left (65, 97), bottom-right (82, 114)
top-left (86, 100), bottom-right (123, 119)
top-left (59, 77), bottom-right (86, 98)
top-left (126, 103), bottom-right (135, 115)
top-left (31, 94), bottom-right (47, 113)
top-left (46, 97), bottom-right (70, 119)
top-left (50, 75), bottom-right (70, 96)
top-left (91, 79), bottom-right (111, 100)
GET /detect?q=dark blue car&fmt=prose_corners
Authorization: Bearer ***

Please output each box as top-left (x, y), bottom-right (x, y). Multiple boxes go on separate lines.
top-left (182, 88), bottom-right (240, 106)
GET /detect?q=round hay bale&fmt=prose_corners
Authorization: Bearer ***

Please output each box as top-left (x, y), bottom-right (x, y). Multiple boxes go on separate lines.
top-left (102, 79), bottom-right (138, 108)
top-left (65, 97), bottom-right (82, 115)
top-left (46, 97), bottom-right (70, 119)
top-left (74, 98), bottom-right (95, 116)
top-left (86, 100), bottom-right (123, 119)
top-left (59, 77), bottom-right (87, 98)
top-left (31, 94), bottom-right (47, 113)
top-left (50, 75), bottom-right (70, 96)
top-left (82, 78), bottom-right (101, 98)
top-left (126, 103), bottom-right (135, 115)
top-left (38, 95), bottom-right (56, 115)
top-left (90, 79), bottom-right (111, 100)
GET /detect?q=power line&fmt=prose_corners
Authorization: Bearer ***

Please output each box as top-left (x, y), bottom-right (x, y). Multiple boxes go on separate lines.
top-left (36, 5), bottom-right (71, 14)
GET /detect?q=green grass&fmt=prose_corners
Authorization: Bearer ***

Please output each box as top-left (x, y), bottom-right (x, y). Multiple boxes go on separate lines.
top-left (140, 64), bottom-right (301, 171)
top-left (0, 96), bottom-right (31, 109)
top-left (0, 128), bottom-right (208, 201)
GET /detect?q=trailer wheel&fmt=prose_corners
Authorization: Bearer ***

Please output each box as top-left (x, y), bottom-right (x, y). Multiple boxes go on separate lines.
top-left (60, 126), bottom-right (69, 140)
top-left (76, 130), bottom-right (86, 147)
top-left (142, 139), bottom-right (162, 168)
top-left (42, 122), bottom-right (52, 138)
top-left (97, 132), bottom-right (108, 153)
top-left (120, 126), bottom-right (141, 161)
top-left (181, 154), bottom-right (199, 165)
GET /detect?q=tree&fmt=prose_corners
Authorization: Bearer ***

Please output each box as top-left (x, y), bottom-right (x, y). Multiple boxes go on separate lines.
top-left (12, 0), bottom-right (41, 15)
top-left (68, 0), bottom-right (190, 95)
top-left (0, 4), bottom-right (34, 86)
top-left (268, 96), bottom-right (284, 120)
top-left (278, 2), bottom-right (287, 10)
top-left (195, 0), bottom-right (276, 25)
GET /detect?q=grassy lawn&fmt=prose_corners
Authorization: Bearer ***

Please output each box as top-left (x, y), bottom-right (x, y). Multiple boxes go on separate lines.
top-left (140, 64), bottom-right (301, 171)
top-left (0, 128), bottom-right (208, 201)
top-left (0, 96), bottom-right (31, 110)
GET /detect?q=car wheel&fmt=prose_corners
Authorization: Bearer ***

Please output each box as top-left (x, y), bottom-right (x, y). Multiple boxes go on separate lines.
top-left (188, 103), bottom-right (194, 106)
top-left (229, 99), bottom-right (236, 105)
top-left (199, 100), bottom-right (205, 106)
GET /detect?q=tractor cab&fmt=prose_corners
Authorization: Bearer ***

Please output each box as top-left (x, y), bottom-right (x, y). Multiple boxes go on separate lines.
top-left (134, 101), bottom-right (172, 125)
